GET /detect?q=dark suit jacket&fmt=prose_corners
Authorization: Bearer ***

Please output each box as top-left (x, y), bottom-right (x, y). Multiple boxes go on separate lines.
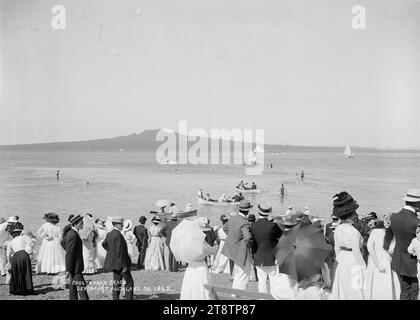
top-left (133, 224), bottom-right (148, 248)
top-left (221, 214), bottom-right (254, 267)
top-left (102, 229), bottom-right (131, 272)
top-left (391, 208), bottom-right (419, 277)
top-left (250, 218), bottom-right (282, 266)
top-left (161, 220), bottom-right (178, 247)
top-left (65, 228), bottom-right (84, 274)
top-left (61, 223), bottom-right (72, 250)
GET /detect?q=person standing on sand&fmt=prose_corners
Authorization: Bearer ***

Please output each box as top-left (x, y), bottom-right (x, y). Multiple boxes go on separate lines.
top-left (102, 216), bottom-right (134, 300)
top-left (65, 214), bottom-right (89, 300)
top-left (7, 222), bottom-right (34, 296)
top-left (0, 217), bottom-right (9, 277)
top-left (161, 213), bottom-right (179, 272)
top-left (250, 203), bottom-right (282, 293)
top-left (133, 216), bottom-right (148, 270)
top-left (56, 170), bottom-right (60, 180)
top-left (390, 188), bottom-right (420, 300)
top-left (330, 192), bottom-right (366, 300)
top-left (144, 216), bottom-right (165, 271)
top-left (36, 213), bottom-right (66, 274)
top-left (222, 200), bottom-right (255, 290)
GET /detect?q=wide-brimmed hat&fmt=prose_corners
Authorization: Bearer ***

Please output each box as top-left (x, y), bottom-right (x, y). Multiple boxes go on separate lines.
top-left (112, 216), bottom-right (124, 224)
top-left (10, 222), bottom-right (24, 233)
top-left (279, 215), bottom-right (299, 226)
top-left (69, 214), bottom-right (83, 225)
top-left (7, 216), bottom-right (19, 224)
top-left (257, 202), bottom-right (272, 216)
top-left (139, 216), bottom-right (147, 223)
top-left (43, 212), bottom-right (59, 223)
top-left (123, 219), bottom-right (132, 231)
top-left (403, 188), bottom-right (420, 203)
top-left (332, 191), bottom-right (359, 218)
top-left (239, 200), bottom-right (253, 211)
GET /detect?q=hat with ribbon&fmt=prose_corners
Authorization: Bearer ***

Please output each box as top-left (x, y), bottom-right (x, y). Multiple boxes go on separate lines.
top-left (403, 188), bottom-right (420, 203)
top-left (257, 202), bottom-right (272, 217)
top-left (69, 214), bottom-right (83, 225)
top-left (239, 200), bottom-right (253, 211)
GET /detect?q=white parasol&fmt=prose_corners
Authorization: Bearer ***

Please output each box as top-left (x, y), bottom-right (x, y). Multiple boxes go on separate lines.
top-left (155, 199), bottom-right (171, 208)
top-left (169, 217), bottom-right (206, 263)
top-left (79, 214), bottom-right (95, 240)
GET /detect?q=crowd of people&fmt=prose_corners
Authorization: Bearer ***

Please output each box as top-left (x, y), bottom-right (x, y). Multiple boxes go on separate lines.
top-left (1, 187), bottom-right (419, 300)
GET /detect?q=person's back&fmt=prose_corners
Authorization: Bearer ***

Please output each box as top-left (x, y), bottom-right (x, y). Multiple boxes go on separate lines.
top-left (390, 209), bottom-right (418, 277)
top-left (222, 215), bottom-right (248, 263)
top-left (250, 219), bottom-right (282, 266)
top-left (133, 224), bottom-right (147, 244)
top-left (103, 229), bottom-right (130, 272)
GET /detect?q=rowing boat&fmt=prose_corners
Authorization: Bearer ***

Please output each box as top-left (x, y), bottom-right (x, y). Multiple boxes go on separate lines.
top-left (197, 197), bottom-right (239, 206)
top-left (235, 187), bottom-right (262, 194)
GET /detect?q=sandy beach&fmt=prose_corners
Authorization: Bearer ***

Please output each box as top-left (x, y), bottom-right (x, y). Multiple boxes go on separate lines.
top-left (0, 269), bottom-right (259, 300)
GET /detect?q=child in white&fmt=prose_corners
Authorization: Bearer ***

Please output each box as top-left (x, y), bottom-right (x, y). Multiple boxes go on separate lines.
top-left (407, 226), bottom-right (420, 285)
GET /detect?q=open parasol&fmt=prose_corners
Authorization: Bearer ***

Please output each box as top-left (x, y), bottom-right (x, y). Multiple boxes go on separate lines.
top-left (274, 223), bottom-right (332, 282)
top-left (169, 217), bottom-right (206, 263)
top-left (79, 214), bottom-right (95, 240)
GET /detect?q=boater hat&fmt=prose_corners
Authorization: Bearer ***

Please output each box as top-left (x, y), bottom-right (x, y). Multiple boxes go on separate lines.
top-left (112, 216), bottom-right (124, 224)
top-left (123, 219), bottom-right (133, 231)
top-left (257, 202), bottom-right (272, 217)
top-left (69, 214), bottom-right (83, 225)
top-left (239, 200), bottom-right (253, 211)
top-left (403, 188), bottom-right (420, 203)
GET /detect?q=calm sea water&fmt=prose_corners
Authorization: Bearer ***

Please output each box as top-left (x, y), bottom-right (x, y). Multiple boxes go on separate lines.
top-left (0, 150), bottom-right (419, 234)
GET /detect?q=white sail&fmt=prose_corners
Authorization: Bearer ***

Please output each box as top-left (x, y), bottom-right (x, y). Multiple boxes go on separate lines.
top-left (253, 145), bottom-right (265, 153)
top-left (344, 145), bottom-right (354, 158)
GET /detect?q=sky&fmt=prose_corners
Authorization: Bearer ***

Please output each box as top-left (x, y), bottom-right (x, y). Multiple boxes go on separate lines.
top-left (0, 0), bottom-right (419, 148)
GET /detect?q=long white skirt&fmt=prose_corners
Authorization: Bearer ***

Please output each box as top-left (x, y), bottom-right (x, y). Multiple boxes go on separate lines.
top-left (330, 251), bottom-right (365, 300)
top-left (364, 255), bottom-right (400, 300)
top-left (180, 261), bottom-right (211, 300)
top-left (95, 239), bottom-right (106, 269)
top-left (211, 241), bottom-right (230, 274)
top-left (82, 239), bottom-right (97, 274)
top-left (36, 238), bottom-right (66, 274)
top-left (144, 237), bottom-right (165, 271)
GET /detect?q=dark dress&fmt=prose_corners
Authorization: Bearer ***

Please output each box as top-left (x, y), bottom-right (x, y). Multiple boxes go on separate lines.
top-left (10, 250), bottom-right (34, 296)
top-left (161, 220), bottom-right (179, 272)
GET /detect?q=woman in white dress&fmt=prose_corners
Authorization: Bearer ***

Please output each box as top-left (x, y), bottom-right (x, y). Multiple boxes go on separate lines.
top-left (364, 215), bottom-right (400, 299)
top-left (36, 213), bottom-right (66, 274)
top-left (79, 214), bottom-right (97, 274)
top-left (95, 219), bottom-right (107, 269)
top-left (180, 218), bottom-right (218, 300)
top-left (330, 192), bottom-right (366, 300)
top-left (211, 215), bottom-right (230, 274)
top-left (123, 219), bottom-right (136, 265)
top-left (144, 216), bottom-right (165, 270)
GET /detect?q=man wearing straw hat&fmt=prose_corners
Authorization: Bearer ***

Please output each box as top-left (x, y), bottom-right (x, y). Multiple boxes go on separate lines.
top-left (390, 188), bottom-right (420, 300)
top-left (102, 216), bottom-right (134, 300)
top-left (222, 200), bottom-right (255, 290)
top-left (250, 202), bottom-right (282, 293)
top-left (65, 214), bottom-right (89, 300)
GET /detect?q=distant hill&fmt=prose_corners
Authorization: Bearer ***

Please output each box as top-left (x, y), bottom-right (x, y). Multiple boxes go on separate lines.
top-left (0, 129), bottom-right (418, 153)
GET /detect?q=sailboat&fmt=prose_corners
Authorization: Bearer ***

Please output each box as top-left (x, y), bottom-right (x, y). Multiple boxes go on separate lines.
top-left (344, 145), bottom-right (354, 158)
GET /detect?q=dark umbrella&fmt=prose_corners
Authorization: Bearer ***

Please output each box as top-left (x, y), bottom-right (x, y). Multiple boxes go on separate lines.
top-left (274, 223), bottom-right (332, 282)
